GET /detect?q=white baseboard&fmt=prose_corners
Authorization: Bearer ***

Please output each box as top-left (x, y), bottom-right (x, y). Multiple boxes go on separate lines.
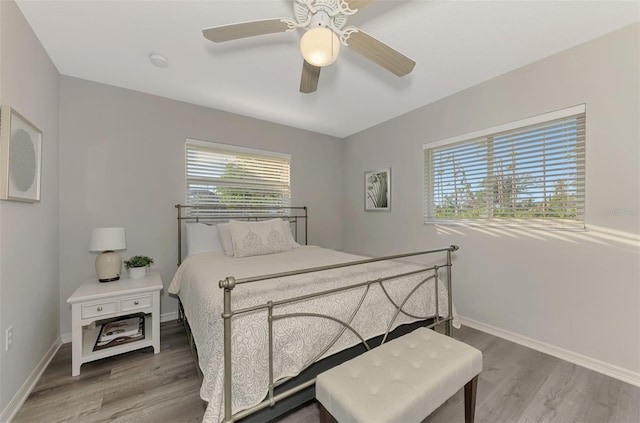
top-left (0, 337), bottom-right (62, 423)
top-left (458, 316), bottom-right (640, 388)
top-left (60, 311), bottom-right (180, 344)
top-left (60, 332), bottom-right (71, 344)
top-left (160, 311), bottom-right (179, 323)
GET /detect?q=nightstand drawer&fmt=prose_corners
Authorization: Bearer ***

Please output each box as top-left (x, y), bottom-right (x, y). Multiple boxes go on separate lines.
top-left (82, 301), bottom-right (117, 319)
top-left (121, 295), bottom-right (152, 312)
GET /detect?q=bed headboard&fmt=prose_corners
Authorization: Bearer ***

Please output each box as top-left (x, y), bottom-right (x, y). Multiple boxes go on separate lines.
top-left (175, 204), bottom-right (308, 266)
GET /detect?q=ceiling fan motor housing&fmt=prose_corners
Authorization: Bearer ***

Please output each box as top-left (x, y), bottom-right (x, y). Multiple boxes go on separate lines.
top-left (294, 0), bottom-right (350, 33)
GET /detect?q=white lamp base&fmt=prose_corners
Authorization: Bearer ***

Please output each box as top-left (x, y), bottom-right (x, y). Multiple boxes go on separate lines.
top-left (96, 251), bottom-right (122, 282)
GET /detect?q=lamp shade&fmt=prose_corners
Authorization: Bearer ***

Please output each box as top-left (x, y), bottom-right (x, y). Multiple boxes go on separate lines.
top-left (89, 227), bottom-right (126, 252)
top-left (300, 27), bottom-right (340, 67)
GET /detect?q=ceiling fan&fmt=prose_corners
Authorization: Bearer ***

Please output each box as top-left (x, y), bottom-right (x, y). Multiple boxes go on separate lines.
top-left (202, 0), bottom-right (416, 93)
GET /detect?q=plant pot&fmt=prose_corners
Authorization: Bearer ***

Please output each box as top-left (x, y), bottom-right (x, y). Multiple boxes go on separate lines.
top-left (129, 266), bottom-right (146, 279)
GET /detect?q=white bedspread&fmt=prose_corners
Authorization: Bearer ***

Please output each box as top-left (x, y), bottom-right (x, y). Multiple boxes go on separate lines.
top-left (168, 246), bottom-right (459, 423)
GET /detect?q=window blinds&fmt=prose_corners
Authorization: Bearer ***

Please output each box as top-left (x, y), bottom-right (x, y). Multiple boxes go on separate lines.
top-left (424, 108), bottom-right (586, 229)
top-left (185, 140), bottom-right (291, 215)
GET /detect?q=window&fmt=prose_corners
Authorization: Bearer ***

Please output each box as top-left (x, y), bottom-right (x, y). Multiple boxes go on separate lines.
top-left (424, 105), bottom-right (585, 229)
top-left (185, 139), bottom-right (291, 215)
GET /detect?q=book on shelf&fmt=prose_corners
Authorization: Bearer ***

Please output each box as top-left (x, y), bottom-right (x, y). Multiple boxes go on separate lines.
top-left (93, 316), bottom-right (145, 351)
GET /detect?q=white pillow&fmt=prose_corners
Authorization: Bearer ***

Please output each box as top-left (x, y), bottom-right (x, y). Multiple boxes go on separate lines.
top-left (229, 219), bottom-right (291, 258)
top-left (185, 223), bottom-right (223, 257)
top-left (216, 222), bottom-right (235, 257)
top-left (281, 220), bottom-right (300, 249)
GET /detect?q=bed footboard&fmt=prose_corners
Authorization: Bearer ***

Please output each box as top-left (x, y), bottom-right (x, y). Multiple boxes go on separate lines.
top-left (220, 245), bottom-right (459, 423)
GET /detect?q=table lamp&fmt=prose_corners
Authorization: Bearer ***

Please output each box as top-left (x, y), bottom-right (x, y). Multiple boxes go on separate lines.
top-left (90, 227), bottom-right (126, 282)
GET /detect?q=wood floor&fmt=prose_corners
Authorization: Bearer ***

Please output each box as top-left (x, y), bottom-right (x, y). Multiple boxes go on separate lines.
top-left (13, 321), bottom-right (640, 423)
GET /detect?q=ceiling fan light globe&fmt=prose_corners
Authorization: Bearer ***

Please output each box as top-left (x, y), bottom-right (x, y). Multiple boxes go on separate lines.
top-left (300, 27), bottom-right (340, 67)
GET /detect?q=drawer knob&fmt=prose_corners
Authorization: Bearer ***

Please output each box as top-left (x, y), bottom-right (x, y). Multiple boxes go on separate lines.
top-left (134, 301), bottom-right (139, 305)
top-left (97, 306), bottom-right (103, 312)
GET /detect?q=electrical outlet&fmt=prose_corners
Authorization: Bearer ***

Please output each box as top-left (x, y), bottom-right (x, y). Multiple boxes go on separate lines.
top-left (5, 327), bottom-right (13, 351)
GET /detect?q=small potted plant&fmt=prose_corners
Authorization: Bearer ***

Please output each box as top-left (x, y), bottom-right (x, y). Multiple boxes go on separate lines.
top-left (124, 255), bottom-right (154, 279)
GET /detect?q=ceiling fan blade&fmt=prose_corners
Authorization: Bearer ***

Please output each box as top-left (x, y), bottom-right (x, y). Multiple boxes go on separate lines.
top-left (344, 0), bottom-right (376, 11)
top-left (300, 60), bottom-right (321, 94)
top-left (203, 18), bottom-right (291, 43)
top-left (345, 28), bottom-right (416, 77)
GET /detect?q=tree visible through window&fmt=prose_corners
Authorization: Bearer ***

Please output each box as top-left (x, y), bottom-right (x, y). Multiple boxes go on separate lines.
top-left (424, 107), bottom-right (585, 229)
top-left (185, 140), bottom-right (291, 216)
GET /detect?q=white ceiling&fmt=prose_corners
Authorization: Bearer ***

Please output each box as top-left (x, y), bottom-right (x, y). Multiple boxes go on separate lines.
top-left (16, 0), bottom-right (640, 138)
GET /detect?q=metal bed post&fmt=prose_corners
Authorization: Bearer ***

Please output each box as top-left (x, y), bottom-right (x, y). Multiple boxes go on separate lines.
top-left (267, 302), bottom-right (275, 406)
top-left (434, 266), bottom-right (440, 327)
top-left (176, 204), bottom-right (183, 267)
top-left (445, 245), bottom-right (458, 336)
top-left (220, 276), bottom-right (236, 423)
top-left (304, 206), bottom-right (308, 245)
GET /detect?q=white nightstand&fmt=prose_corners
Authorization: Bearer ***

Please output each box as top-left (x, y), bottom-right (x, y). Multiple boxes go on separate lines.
top-left (67, 271), bottom-right (163, 376)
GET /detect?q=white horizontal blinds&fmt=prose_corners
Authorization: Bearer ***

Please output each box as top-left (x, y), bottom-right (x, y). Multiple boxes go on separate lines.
top-left (424, 111), bottom-right (585, 229)
top-left (426, 139), bottom-right (489, 219)
top-left (186, 140), bottom-right (291, 216)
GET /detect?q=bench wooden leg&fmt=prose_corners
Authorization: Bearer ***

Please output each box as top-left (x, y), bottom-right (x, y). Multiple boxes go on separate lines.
top-left (319, 402), bottom-right (338, 423)
top-left (464, 375), bottom-right (478, 423)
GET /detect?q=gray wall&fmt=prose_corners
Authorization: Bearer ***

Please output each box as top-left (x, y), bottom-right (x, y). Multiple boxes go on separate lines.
top-left (343, 23), bottom-right (640, 376)
top-left (58, 77), bottom-right (344, 335)
top-left (0, 0), bottom-right (60, 414)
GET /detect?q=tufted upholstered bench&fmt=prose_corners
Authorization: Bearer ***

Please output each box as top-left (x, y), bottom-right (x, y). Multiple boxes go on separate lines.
top-left (315, 327), bottom-right (482, 423)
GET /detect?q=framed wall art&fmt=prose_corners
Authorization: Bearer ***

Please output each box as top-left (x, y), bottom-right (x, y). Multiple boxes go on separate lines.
top-left (0, 105), bottom-right (42, 202)
top-left (365, 168), bottom-right (390, 212)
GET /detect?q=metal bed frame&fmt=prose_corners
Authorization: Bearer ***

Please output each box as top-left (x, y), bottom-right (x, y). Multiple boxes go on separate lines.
top-left (174, 205), bottom-right (458, 423)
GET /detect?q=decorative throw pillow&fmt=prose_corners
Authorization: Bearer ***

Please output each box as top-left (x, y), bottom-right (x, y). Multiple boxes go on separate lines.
top-left (229, 219), bottom-right (291, 258)
top-left (216, 222), bottom-right (235, 257)
top-left (185, 222), bottom-right (223, 257)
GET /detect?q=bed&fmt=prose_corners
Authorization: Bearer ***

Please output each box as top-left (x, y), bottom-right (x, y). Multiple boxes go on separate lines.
top-left (169, 205), bottom-right (459, 423)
